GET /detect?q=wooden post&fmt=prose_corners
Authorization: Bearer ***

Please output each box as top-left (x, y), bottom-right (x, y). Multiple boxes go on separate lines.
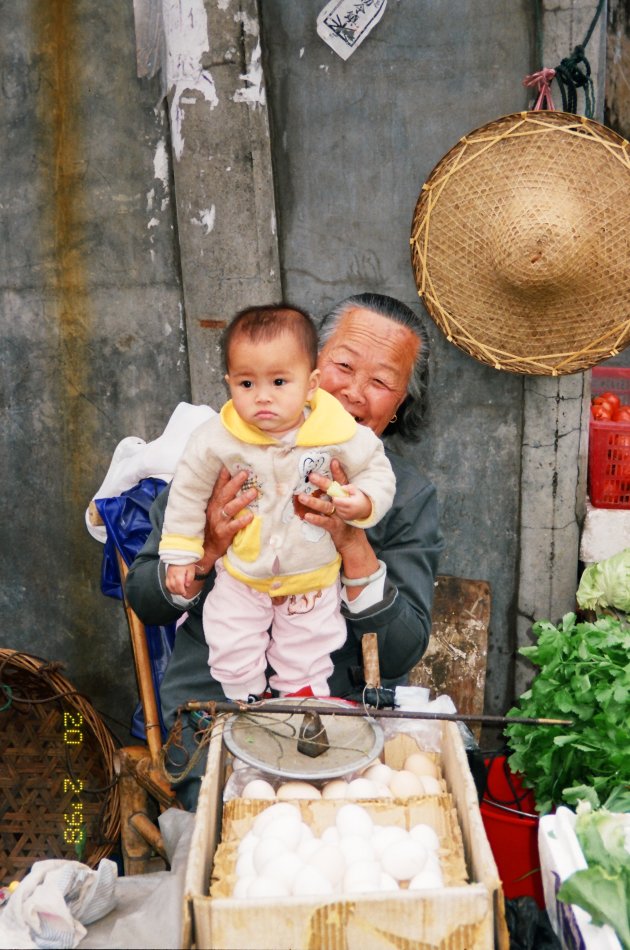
top-left (361, 632), bottom-right (381, 688)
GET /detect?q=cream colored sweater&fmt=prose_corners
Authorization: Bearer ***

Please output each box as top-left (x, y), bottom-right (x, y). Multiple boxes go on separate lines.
top-left (159, 389), bottom-right (396, 596)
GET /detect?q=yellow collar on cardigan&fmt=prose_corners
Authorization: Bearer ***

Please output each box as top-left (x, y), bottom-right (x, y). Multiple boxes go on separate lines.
top-left (220, 388), bottom-right (357, 446)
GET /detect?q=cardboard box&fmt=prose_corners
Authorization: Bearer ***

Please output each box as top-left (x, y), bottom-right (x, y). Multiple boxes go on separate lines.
top-left (182, 718), bottom-right (509, 949)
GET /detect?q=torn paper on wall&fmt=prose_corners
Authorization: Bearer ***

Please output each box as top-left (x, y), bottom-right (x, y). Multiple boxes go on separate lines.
top-left (317, 0), bottom-right (387, 61)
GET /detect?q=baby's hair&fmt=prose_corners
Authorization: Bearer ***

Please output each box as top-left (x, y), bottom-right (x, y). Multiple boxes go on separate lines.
top-left (222, 305), bottom-right (318, 373)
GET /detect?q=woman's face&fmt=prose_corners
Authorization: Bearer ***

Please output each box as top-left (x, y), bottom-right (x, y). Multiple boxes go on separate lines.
top-left (317, 307), bottom-right (419, 436)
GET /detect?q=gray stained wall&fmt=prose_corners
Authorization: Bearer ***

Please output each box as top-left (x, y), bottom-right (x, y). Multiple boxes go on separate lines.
top-left (2, 0), bottom-right (591, 743)
top-left (1, 1), bottom-right (189, 739)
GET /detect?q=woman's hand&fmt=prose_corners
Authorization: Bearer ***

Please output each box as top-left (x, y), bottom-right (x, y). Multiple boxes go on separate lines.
top-left (298, 459), bottom-right (381, 600)
top-left (298, 460), bottom-right (356, 552)
top-left (200, 466), bottom-right (256, 567)
top-left (166, 467), bottom-right (256, 599)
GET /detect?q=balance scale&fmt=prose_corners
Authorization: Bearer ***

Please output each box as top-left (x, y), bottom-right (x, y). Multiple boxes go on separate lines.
top-left (222, 698), bottom-right (384, 781)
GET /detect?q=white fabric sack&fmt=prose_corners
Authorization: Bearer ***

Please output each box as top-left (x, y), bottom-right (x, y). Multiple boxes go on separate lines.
top-left (85, 402), bottom-right (215, 542)
top-left (0, 858), bottom-right (117, 949)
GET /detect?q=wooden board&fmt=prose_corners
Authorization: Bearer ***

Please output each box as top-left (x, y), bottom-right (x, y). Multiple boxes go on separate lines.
top-left (408, 575), bottom-right (491, 740)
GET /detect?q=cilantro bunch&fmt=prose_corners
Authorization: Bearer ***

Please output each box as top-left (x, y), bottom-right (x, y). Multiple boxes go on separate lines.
top-left (505, 613), bottom-right (630, 815)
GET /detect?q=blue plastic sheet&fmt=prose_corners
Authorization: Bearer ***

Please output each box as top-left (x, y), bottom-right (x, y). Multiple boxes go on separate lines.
top-left (95, 478), bottom-right (174, 741)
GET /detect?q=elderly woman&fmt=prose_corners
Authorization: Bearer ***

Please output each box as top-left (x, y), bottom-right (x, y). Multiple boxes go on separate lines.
top-left (125, 292), bottom-right (444, 809)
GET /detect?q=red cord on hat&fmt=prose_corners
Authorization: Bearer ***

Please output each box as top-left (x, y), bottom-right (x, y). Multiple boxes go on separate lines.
top-left (522, 68), bottom-right (556, 110)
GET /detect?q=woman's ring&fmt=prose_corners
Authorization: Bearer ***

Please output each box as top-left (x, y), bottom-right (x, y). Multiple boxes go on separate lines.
top-left (330, 505), bottom-right (336, 515)
top-left (221, 508), bottom-right (229, 519)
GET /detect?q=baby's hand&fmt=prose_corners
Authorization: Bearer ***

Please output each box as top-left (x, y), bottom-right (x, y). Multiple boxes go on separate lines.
top-left (327, 482), bottom-right (372, 522)
top-left (166, 563), bottom-right (198, 596)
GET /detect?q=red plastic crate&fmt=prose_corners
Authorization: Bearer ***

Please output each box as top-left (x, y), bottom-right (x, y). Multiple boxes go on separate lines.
top-left (589, 367), bottom-right (630, 509)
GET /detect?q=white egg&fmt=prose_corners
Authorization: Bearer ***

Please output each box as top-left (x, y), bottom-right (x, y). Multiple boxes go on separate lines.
top-left (292, 865), bottom-right (334, 896)
top-left (339, 834), bottom-right (375, 866)
top-left (346, 777), bottom-right (379, 800)
top-left (343, 861), bottom-right (382, 891)
top-left (305, 843), bottom-right (346, 885)
top-left (379, 872), bottom-right (401, 892)
top-left (423, 852), bottom-right (443, 876)
top-left (321, 826), bottom-right (341, 845)
top-left (372, 824), bottom-right (409, 858)
top-left (371, 783), bottom-right (394, 799)
top-left (297, 836), bottom-right (324, 861)
top-left (361, 762), bottom-right (394, 785)
top-left (258, 814), bottom-right (303, 851)
top-left (233, 874), bottom-right (257, 898)
top-left (241, 779), bottom-right (277, 800)
top-left (403, 751), bottom-right (439, 780)
top-left (321, 779), bottom-right (348, 799)
top-left (418, 775), bottom-right (442, 796)
top-left (258, 851), bottom-right (304, 888)
top-left (235, 849), bottom-right (257, 878)
top-left (408, 867), bottom-right (443, 889)
top-left (409, 823), bottom-right (440, 851)
top-left (389, 769), bottom-right (426, 799)
top-left (247, 875), bottom-right (291, 898)
top-left (299, 822), bottom-right (314, 843)
top-left (252, 802), bottom-right (302, 835)
top-left (252, 835), bottom-right (291, 873)
top-left (237, 831), bottom-right (259, 855)
top-left (380, 839), bottom-right (428, 881)
top-left (276, 781), bottom-right (322, 800)
top-left (335, 802), bottom-right (373, 838)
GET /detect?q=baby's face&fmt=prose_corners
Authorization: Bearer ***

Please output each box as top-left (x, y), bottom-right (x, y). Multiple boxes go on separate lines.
top-left (225, 332), bottom-right (320, 437)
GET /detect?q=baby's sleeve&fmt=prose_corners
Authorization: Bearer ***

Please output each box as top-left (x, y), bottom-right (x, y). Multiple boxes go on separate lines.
top-left (341, 429), bottom-right (396, 528)
top-left (159, 422), bottom-right (223, 564)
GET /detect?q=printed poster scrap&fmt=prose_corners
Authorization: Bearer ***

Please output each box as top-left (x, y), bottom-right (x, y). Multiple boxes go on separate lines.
top-left (317, 0), bottom-right (388, 61)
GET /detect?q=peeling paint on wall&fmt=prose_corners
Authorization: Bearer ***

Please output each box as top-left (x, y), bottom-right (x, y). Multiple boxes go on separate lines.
top-left (232, 39), bottom-right (266, 107)
top-left (146, 138), bottom-right (170, 236)
top-left (192, 206), bottom-right (216, 233)
top-left (161, 0), bottom-right (218, 160)
top-left (236, 10), bottom-right (259, 36)
top-left (153, 137), bottom-right (169, 188)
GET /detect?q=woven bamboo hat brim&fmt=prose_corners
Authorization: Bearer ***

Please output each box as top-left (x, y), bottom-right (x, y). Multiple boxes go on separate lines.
top-left (410, 111), bottom-right (630, 375)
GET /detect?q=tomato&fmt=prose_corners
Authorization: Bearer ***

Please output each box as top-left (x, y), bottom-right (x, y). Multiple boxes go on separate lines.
top-left (592, 402), bottom-right (614, 420)
top-left (597, 391), bottom-right (621, 411)
top-left (613, 405), bottom-right (630, 422)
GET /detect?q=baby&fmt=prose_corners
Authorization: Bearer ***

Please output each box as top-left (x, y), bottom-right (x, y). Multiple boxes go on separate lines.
top-left (159, 305), bottom-right (395, 700)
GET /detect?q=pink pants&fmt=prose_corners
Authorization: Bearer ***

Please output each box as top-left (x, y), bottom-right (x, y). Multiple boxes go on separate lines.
top-left (202, 561), bottom-right (347, 700)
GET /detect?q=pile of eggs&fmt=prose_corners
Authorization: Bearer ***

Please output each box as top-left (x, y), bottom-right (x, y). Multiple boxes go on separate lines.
top-left (241, 751), bottom-right (441, 802)
top-left (232, 801), bottom-right (444, 899)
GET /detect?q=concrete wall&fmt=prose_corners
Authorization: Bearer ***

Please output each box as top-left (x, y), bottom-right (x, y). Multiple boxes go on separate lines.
top-left (259, 0), bottom-right (531, 720)
top-left (1, 1), bottom-right (187, 740)
top-left (2, 0), bottom-right (610, 742)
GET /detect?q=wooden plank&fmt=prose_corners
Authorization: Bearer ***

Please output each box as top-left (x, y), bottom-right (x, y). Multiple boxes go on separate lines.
top-left (408, 575), bottom-right (491, 740)
top-left (607, 0), bottom-right (630, 137)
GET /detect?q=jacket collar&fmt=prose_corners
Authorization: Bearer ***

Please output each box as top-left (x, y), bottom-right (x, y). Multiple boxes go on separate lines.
top-left (220, 388), bottom-right (357, 446)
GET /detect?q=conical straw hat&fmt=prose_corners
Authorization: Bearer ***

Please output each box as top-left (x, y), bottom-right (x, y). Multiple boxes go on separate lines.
top-left (410, 110), bottom-right (630, 375)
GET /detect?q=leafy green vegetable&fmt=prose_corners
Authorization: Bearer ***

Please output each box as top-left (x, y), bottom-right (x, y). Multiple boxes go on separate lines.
top-left (505, 613), bottom-right (630, 814)
top-left (577, 548), bottom-right (630, 613)
top-left (557, 802), bottom-right (630, 949)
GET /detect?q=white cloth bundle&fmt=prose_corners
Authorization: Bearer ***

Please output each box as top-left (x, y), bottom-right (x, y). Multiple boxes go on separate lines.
top-left (85, 402), bottom-right (215, 543)
top-left (0, 859), bottom-right (117, 949)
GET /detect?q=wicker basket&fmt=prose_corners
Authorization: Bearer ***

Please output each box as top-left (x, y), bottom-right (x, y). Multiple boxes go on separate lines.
top-left (0, 650), bottom-right (120, 881)
top-left (411, 110), bottom-right (630, 376)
